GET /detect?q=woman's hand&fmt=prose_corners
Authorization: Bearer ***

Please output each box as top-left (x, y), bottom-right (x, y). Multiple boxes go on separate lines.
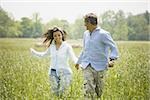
top-left (30, 48), bottom-right (34, 54)
top-left (75, 64), bottom-right (79, 70)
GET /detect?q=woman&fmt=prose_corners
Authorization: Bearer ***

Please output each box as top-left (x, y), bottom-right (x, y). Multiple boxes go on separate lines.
top-left (30, 27), bottom-right (77, 96)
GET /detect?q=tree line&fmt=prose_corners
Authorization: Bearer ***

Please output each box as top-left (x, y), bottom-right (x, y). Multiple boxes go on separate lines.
top-left (0, 7), bottom-right (149, 40)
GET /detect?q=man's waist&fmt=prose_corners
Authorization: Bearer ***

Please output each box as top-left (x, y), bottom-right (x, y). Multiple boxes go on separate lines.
top-left (81, 62), bottom-right (107, 71)
top-left (81, 59), bottom-right (108, 63)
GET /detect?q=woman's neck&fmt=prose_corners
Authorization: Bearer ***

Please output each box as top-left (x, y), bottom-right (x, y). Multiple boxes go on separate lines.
top-left (55, 41), bottom-right (62, 50)
top-left (55, 40), bottom-right (62, 45)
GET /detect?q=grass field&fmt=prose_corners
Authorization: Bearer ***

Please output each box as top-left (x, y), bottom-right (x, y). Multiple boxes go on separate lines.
top-left (0, 38), bottom-right (149, 100)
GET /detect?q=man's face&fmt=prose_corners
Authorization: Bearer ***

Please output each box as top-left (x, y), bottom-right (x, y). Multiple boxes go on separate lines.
top-left (84, 21), bottom-right (90, 30)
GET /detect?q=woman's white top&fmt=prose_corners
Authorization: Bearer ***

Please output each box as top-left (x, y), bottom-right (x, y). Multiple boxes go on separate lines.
top-left (31, 41), bottom-right (77, 75)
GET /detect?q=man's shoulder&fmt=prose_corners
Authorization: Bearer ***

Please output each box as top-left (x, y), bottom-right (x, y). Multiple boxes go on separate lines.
top-left (84, 30), bottom-right (89, 34)
top-left (83, 30), bottom-right (89, 36)
top-left (99, 28), bottom-right (109, 34)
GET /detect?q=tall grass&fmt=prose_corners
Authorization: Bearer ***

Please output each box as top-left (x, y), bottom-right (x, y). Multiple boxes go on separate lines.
top-left (0, 38), bottom-right (149, 99)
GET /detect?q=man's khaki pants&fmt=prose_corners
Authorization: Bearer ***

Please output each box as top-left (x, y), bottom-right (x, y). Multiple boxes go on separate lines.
top-left (82, 64), bottom-right (106, 99)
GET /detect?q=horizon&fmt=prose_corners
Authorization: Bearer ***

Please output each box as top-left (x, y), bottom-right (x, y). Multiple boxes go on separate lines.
top-left (1, 0), bottom-right (149, 23)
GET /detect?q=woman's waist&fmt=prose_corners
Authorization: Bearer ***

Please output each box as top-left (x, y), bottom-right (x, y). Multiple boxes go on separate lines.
top-left (50, 65), bottom-right (72, 73)
top-left (49, 68), bottom-right (72, 77)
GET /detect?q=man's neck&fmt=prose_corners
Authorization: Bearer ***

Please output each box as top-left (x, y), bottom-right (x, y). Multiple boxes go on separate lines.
top-left (89, 26), bottom-right (97, 33)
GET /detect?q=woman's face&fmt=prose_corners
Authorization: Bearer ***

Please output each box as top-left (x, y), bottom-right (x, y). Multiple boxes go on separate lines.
top-left (53, 31), bottom-right (63, 44)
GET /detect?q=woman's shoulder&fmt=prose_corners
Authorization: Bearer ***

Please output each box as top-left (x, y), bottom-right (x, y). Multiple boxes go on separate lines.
top-left (48, 44), bottom-right (55, 50)
top-left (63, 41), bottom-right (72, 48)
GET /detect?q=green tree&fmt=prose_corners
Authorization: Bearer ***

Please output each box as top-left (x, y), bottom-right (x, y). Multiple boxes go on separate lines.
top-left (114, 10), bottom-right (128, 40)
top-left (45, 18), bottom-right (71, 38)
top-left (0, 7), bottom-right (13, 37)
top-left (101, 10), bottom-right (128, 40)
top-left (46, 18), bottom-right (62, 29)
top-left (100, 10), bottom-right (116, 39)
top-left (20, 17), bottom-right (34, 37)
top-left (70, 18), bottom-right (85, 39)
top-left (7, 21), bottom-right (22, 37)
top-left (32, 13), bottom-right (43, 38)
top-left (127, 11), bottom-right (149, 40)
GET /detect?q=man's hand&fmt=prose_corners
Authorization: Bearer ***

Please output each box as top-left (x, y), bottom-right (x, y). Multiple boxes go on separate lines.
top-left (108, 60), bottom-right (115, 67)
top-left (75, 64), bottom-right (79, 70)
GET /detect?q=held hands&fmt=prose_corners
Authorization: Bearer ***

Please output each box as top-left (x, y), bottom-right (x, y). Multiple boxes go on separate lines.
top-left (75, 64), bottom-right (79, 70)
top-left (108, 60), bottom-right (115, 67)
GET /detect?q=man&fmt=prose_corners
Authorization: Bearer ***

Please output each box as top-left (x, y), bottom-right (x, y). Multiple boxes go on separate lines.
top-left (75, 13), bottom-right (119, 99)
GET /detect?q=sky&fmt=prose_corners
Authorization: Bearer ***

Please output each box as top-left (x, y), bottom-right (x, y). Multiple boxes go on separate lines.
top-left (0, 0), bottom-right (149, 23)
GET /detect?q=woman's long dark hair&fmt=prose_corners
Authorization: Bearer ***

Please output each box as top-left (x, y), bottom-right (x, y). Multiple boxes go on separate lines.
top-left (43, 27), bottom-right (66, 47)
